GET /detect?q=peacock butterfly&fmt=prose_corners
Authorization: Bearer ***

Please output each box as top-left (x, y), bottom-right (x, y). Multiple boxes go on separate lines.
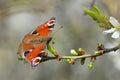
top-left (17, 17), bottom-right (55, 67)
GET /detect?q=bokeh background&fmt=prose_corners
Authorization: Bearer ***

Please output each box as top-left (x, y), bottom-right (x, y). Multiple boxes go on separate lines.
top-left (0, 0), bottom-right (120, 80)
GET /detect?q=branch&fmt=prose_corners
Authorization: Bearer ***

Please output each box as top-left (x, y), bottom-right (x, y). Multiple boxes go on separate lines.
top-left (41, 43), bottom-right (120, 63)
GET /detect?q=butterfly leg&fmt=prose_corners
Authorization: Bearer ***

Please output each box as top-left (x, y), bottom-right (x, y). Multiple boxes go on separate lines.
top-left (42, 52), bottom-right (48, 57)
top-left (46, 37), bottom-right (52, 45)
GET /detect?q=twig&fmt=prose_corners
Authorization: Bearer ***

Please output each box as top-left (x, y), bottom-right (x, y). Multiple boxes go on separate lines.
top-left (40, 44), bottom-right (120, 63)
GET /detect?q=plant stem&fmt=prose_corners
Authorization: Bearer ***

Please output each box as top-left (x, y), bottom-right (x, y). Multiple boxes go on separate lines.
top-left (41, 44), bottom-right (120, 63)
top-left (61, 54), bottom-right (93, 59)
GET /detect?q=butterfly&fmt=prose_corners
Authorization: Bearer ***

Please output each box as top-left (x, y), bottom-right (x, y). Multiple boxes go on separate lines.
top-left (17, 17), bottom-right (56, 67)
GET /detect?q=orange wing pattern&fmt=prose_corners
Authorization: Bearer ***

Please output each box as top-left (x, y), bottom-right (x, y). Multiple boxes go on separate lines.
top-left (26, 44), bottom-right (45, 62)
top-left (31, 17), bottom-right (55, 36)
top-left (17, 17), bottom-right (55, 67)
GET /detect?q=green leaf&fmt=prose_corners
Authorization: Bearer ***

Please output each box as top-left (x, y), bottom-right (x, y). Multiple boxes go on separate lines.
top-left (93, 4), bottom-right (100, 14)
top-left (84, 4), bottom-right (112, 28)
top-left (84, 4), bottom-right (101, 20)
top-left (84, 9), bottom-right (98, 20)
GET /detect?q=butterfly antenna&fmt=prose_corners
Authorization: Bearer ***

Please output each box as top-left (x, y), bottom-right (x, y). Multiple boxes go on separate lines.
top-left (52, 26), bottom-right (63, 36)
top-left (50, 26), bottom-right (63, 47)
top-left (52, 41), bottom-right (55, 47)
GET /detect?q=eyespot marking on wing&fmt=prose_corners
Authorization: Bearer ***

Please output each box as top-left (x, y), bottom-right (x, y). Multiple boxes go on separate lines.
top-left (31, 57), bottom-right (42, 67)
top-left (30, 17), bottom-right (56, 36)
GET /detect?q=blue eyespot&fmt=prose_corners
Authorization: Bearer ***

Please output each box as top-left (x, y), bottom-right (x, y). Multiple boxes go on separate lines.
top-left (31, 30), bottom-right (38, 35)
top-left (24, 49), bottom-right (32, 57)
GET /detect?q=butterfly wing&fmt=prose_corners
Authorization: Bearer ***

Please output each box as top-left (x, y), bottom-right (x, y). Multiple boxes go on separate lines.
top-left (17, 17), bottom-right (55, 67)
top-left (31, 17), bottom-right (55, 36)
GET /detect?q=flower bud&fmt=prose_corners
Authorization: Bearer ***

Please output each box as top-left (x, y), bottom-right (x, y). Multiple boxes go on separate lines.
top-left (88, 62), bottom-right (94, 70)
top-left (78, 48), bottom-right (85, 55)
top-left (67, 59), bottom-right (71, 64)
top-left (97, 42), bottom-right (104, 50)
top-left (80, 58), bottom-right (86, 65)
top-left (70, 49), bottom-right (78, 56)
top-left (94, 51), bottom-right (100, 55)
top-left (67, 58), bottom-right (75, 64)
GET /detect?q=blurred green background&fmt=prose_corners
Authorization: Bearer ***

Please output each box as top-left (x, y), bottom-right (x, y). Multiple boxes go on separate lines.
top-left (0, 0), bottom-right (120, 80)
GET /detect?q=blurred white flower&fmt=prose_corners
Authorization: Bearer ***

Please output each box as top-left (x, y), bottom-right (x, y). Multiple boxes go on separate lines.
top-left (104, 17), bottom-right (120, 39)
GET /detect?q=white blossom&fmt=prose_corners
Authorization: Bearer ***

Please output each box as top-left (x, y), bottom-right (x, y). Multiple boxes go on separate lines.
top-left (104, 17), bottom-right (120, 39)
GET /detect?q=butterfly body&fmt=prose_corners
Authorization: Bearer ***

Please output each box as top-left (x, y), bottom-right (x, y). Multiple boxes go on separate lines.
top-left (17, 17), bottom-right (55, 67)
